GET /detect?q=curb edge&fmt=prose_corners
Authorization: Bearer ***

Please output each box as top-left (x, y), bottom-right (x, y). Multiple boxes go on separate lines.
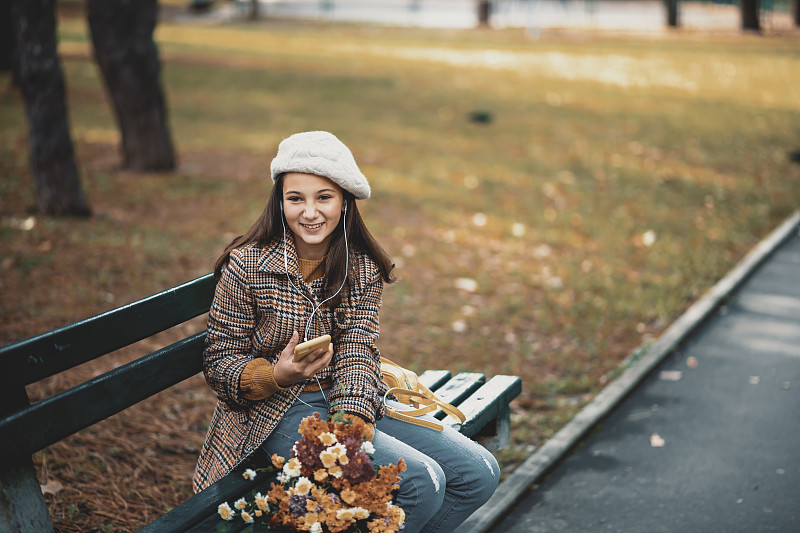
top-left (456, 209), bottom-right (800, 533)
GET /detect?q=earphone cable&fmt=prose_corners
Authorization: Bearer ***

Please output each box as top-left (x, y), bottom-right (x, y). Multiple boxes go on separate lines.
top-left (280, 201), bottom-right (349, 409)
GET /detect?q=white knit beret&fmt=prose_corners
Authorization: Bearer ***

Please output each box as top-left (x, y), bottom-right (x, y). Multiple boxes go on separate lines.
top-left (270, 131), bottom-right (371, 200)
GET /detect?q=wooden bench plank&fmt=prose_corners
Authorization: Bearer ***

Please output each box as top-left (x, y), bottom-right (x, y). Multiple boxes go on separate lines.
top-left (0, 274), bottom-right (216, 388)
top-left (142, 372), bottom-right (520, 532)
top-left (418, 369), bottom-right (451, 391)
top-left (0, 333), bottom-right (205, 460)
top-left (430, 372), bottom-right (486, 420)
top-left (442, 375), bottom-right (522, 438)
top-left (139, 449), bottom-right (270, 533)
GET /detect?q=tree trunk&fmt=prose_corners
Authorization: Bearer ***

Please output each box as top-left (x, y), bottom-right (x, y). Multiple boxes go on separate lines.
top-left (741, 0), bottom-right (761, 31)
top-left (12, 0), bottom-right (91, 216)
top-left (665, 0), bottom-right (679, 27)
top-left (793, 0), bottom-right (800, 27)
top-left (86, 0), bottom-right (176, 172)
top-left (1, 0), bottom-right (15, 74)
top-left (477, 0), bottom-right (491, 26)
top-left (248, 0), bottom-right (259, 20)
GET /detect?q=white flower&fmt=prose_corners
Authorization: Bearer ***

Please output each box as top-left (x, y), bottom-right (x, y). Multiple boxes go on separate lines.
top-left (329, 443), bottom-right (345, 457)
top-left (336, 508), bottom-right (356, 521)
top-left (330, 443), bottom-right (349, 464)
top-left (320, 448), bottom-right (337, 468)
top-left (254, 492), bottom-right (269, 511)
top-left (310, 522), bottom-right (323, 533)
top-left (319, 432), bottom-right (337, 446)
top-left (360, 440), bottom-right (375, 455)
top-left (243, 468), bottom-right (257, 480)
top-left (283, 457), bottom-right (302, 478)
top-left (293, 476), bottom-right (312, 495)
top-left (240, 511), bottom-right (254, 524)
top-left (218, 502), bottom-right (234, 521)
top-left (277, 471), bottom-right (290, 484)
top-left (234, 498), bottom-right (247, 510)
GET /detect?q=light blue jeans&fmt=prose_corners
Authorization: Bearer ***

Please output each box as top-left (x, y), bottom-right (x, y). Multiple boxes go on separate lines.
top-left (261, 389), bottom-right (500, 533)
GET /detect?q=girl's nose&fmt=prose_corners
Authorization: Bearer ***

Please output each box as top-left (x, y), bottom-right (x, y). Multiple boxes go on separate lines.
top-left (303, 203), bottom-right (317, 219)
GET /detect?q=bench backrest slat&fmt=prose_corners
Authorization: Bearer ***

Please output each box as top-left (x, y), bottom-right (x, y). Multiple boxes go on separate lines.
top-left (0, 332), bottom-right (206, 461)
top-left (0, 275), bottom-right (216, 388)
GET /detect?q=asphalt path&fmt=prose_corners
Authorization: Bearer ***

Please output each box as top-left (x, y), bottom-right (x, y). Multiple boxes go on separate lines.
top-left (495, 228), bottom-right (800, 532)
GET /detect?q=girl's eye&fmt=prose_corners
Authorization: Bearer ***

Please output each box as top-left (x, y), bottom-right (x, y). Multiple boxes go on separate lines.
top-left (287, 196), bottom-right (302, 202)
top-left (319, 195), bottom-right (332, 201)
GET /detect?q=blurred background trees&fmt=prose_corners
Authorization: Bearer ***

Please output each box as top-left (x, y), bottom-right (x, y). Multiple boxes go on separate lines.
top-left (86, 0), bottom-right (176, 172)
top-left (4, 0), bottom-right (175, 217)
top-left (10, 0), bottom-right (91, 216)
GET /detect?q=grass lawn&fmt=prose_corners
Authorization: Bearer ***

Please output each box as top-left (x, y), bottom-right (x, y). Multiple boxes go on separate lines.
top-left (1, 5), bottom-right (799, 531)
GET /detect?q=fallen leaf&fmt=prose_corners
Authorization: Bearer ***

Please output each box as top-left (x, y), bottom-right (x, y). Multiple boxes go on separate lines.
top-left (41, 480), bottom-right (63, 496)
top-left (454, 278), bottom-right (478, 292)
top-left (749, 376), bottom-right (760, 385)
top-left (686, 356), bottom-right (698, 369)
top-left (659, 370), bottom-right (683, 381)
top-left (650, 433), bottom-right (665, 448)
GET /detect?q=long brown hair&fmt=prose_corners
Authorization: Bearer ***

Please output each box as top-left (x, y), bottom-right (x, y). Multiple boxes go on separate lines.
top-left (213, 175), bottom-right (395, 308)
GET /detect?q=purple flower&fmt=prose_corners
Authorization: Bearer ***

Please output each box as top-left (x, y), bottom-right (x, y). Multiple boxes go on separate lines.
top-left (289, 494), bottom-right (308, 518)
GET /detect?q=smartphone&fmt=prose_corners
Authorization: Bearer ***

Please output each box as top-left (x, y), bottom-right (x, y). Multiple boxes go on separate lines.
top-left (293, 334), bottom-right (331, 363)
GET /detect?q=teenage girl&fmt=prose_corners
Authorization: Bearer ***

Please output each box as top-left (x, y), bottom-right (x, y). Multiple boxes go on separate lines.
top-left (193, 131), bottom-right (499, 532)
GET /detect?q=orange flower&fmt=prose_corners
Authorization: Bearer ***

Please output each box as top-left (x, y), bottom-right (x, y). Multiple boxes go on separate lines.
top-left (267, 483), bottom-right (287, 505)
top-left (271, 454), bottom-right (286, 469)
top-left (340, 488), bottom-right (357, 505)
top-left (221, 415), bottom-right (406, 532)
top-left (298, 412), bottom-right (331, 438)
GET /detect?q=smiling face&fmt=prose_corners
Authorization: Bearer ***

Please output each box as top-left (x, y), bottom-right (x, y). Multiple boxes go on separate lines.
top-left (282, 172), bottom-right (345, 260)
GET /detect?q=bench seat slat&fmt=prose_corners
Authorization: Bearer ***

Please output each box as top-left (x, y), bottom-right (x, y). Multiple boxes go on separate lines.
top-left (0, 333), bottom-right (205, 460)
top-left (417, 369), bottom-right (451, 391)
top-left (0, 274), bottom-right (216, 388)
top-left (442, 375), bottom-right (522, 438)
top-left (429, 372), bottom-right (485, 420)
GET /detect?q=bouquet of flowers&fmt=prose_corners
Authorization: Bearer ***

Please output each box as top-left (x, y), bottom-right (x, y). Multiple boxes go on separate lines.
top-left (217, 413), bottom-right (406, 532)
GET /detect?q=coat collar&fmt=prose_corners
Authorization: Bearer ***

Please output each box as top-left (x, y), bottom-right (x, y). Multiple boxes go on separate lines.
top-left (257, 235), bottom-right (302, 277)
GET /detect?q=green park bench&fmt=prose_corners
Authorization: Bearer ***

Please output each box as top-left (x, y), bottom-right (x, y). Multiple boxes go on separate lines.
top-left (0, 274), bottom-right (521, 532)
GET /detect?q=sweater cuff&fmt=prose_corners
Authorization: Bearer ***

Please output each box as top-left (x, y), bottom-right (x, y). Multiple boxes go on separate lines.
top-left (240, 359), bottom-right (288, 400)
top-left (338, 412), bottom-right (375, 441)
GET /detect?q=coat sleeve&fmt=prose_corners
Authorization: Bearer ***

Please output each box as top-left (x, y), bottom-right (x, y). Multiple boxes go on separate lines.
top-left (328, 259), bottom-right (386, 424)
top-left (203, 249), bottom-right (258, 409)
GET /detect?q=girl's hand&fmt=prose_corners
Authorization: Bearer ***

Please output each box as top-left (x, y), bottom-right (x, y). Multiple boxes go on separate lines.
top-left (273, 331), bottom-right (334, 387)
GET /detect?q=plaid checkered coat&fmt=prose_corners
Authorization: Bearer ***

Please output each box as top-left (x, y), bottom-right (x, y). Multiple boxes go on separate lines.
top-left (192, 237), bottom-right (388, 492)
